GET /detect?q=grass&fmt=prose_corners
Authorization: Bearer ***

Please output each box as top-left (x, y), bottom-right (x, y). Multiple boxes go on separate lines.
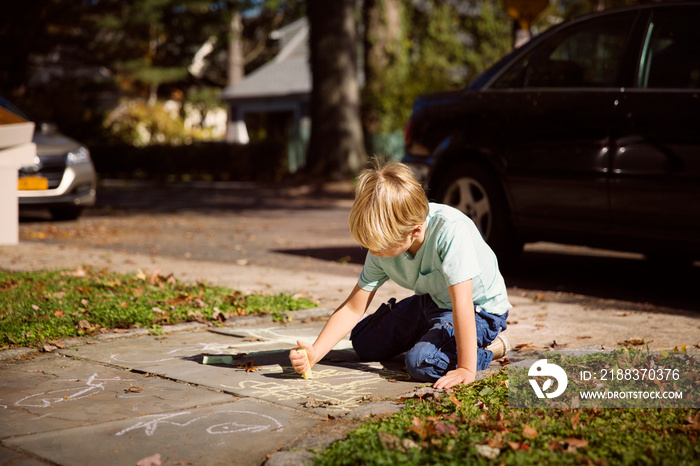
top-left (0, 267), bottom-right (317, 349)
top-left (316, 371), bottom-right (699, 465)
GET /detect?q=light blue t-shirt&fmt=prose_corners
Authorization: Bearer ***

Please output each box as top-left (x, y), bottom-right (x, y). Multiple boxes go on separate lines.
top-left (357, 203), bottom-right (511, 315)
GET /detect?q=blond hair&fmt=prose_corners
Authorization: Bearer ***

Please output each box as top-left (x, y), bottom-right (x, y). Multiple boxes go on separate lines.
top-left (349, 160), bottom-right (429, 251)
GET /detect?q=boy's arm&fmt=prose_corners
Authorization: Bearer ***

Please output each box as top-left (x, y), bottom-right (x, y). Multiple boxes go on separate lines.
top-left (290, 284), bottom-right (375, 373)
top-left (433, 279), bottom-right (477, 389)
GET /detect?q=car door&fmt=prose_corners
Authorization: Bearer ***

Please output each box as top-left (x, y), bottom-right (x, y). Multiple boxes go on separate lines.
top-left (487, 11), bottom-right (640, 238)
top-left (610, 5), bottom-right (700, 253)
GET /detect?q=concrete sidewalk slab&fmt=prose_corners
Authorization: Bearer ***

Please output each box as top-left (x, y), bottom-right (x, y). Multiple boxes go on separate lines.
top-left (0, 354), bottom-right (233, 439)
top-left (4, 398), bottom-right (319, 466)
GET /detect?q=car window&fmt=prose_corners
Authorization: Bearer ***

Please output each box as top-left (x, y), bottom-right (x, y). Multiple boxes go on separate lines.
top-left (638, 7), bottom-right (700, 89)
top-left (491, 13), bottom-right (635, 89)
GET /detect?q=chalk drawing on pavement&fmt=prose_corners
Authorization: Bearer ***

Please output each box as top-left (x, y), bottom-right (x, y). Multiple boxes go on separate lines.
top-left (14, 373), bottom-right (135, 408)
top-left (115, 410), bottom-right (283, 437)
top-left (224, 365), bottom-right (410, 411)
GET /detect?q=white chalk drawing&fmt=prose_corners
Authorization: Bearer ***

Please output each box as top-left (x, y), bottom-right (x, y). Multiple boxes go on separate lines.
top-left (224, 365), bottom-right (410, 411)
top-left (14, 373), bottom-right (135, 408)
top-left (115, 410), bottom-right (283, 437)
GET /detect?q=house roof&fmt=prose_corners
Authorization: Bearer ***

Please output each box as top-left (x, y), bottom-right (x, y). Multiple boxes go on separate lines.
top-left (221, 18), bottom-right (310, 101)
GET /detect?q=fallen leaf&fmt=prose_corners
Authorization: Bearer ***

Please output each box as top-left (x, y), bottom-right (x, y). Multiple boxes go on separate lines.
top-left (474, 444), bottom-right (500, 459)
top-left (522, 425), bottom-right (538, 439)
top-left (125, 383), bottom-right (143, 393)
top-left (136, 453), bottom-right (162, 466)
top-left (533, 293), bottom-right (547, 302)
top-left (549, 340), bottom-right (568, 350)
top-left (236, 359), bottom-right (261, 372)
top-left (433, 420), bottom-right (458, 437)
top-left (448, 392), bottom-right (462, 408)
top-left (619, 338), bottom-right (646, 346)
top-left (42, 344), bottom-right (58, 353)
top-left (563, 437), bottom-right (589, 449)
top-left (571, 411), bottom-right (581, 430)
top-left (685, 413), bottom-right (700, 431)
top-left (54, 310), bottom-right (64, 318)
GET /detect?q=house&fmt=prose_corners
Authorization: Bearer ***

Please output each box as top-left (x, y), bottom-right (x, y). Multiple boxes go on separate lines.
top-left (220, 18), bottom-right (310, 173)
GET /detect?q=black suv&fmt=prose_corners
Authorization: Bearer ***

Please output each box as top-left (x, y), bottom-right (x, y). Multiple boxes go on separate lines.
top-left (403, 2), bottom-right (700, 263)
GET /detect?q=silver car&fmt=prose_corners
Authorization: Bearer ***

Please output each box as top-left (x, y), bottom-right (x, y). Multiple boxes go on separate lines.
top-left (18, 123), bottom-right (96, 220)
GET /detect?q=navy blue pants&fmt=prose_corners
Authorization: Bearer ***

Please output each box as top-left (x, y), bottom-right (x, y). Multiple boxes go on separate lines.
top-left (350, 294), bottom-right (508, 382)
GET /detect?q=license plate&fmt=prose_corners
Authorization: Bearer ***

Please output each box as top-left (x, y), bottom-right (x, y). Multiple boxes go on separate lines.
top-left (18, 176), bottom-right (49, 190)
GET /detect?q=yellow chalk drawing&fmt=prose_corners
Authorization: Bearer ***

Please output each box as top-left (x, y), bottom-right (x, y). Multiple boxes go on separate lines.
top-left (223, 366), bottom-right (410, 411)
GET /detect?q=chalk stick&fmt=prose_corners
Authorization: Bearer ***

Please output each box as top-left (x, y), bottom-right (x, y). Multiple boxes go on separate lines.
top-left (296, 349), bottom-right (312, 379)
top-left (202, 355), bottom-right (233, 365)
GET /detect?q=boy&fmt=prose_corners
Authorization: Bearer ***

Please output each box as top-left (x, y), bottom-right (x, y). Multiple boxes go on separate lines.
top-left (289, 161), bottom-right (511, 389)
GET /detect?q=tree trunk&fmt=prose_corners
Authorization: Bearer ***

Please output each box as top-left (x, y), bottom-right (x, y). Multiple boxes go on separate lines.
top-left (227, 10), bottom-right (244, 87)
top-left (362, 0), bottom-right (403, 137)
top-left (305, 0), bottom-right (366, 179)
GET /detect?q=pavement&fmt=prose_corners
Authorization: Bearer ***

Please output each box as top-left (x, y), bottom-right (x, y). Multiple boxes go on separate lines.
top-left (2, 182), bottom-right (700, 465)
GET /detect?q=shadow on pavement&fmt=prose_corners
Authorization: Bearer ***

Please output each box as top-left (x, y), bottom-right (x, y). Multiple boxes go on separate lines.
top-left (274, 246), bottom-right (366, 266)
top-left (504, 250), bottom-right (700, 313)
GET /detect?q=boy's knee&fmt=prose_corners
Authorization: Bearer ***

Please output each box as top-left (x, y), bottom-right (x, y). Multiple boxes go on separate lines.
top-left (405, 342), bottom-right (443, 382)
top-left (352, 339), bottom-right (374, 362)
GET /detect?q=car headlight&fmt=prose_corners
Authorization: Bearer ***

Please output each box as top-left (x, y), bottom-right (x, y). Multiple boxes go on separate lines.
top-left (66, 147), bottom-right (90, 166)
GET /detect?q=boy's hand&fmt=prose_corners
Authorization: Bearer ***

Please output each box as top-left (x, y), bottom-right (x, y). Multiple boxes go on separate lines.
top-left (289, 340), bottom-right (315, 375)
top-left (433, 367), bottom-right (475, 390)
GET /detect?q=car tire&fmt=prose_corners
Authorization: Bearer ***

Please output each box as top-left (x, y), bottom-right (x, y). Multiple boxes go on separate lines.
top-left (434, 161), bottom-right (522, 266)
top-left (49, 206), bottom-right (83, 221)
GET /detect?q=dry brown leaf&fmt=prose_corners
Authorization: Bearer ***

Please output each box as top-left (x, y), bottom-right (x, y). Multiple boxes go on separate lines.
top-left (563, 437), bottom-right (589, 453)
top-left (571, 411), bottom-right (581, 430)
top-left (522, 425), bottom-right (538, 439)
top-left (619, 338), bottom-right (646, 346)
top-left (125, 383), bottom-right (143, 393)
top-left (136, 453), bottom-right (162, 466)
top-left (42, 344), bottom-right (58, 353)
top-left (433, 420), bottom-right (459, 437)
top-left (549, 340), bottom-right (568, 350)
top-left (236, 359), bottom-right (261, 372)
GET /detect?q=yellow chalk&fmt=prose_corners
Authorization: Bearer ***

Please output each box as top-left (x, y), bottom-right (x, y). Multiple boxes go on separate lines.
top-left (296, 348), bottom-right (312, 379)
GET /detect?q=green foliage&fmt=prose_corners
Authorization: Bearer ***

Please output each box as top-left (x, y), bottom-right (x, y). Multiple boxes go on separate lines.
top-left (315, 371), bottom-right (699, 465)
top-left (104, 99), bottom-right (189, 146)
top-left (364, 0), bottom-right (512, 136)
top-left (0, 269), bottom-right (316, 349)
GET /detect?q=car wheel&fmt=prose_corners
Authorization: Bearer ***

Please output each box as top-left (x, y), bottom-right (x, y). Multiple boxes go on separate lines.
top-left (49, 206), bottom-right (83, 221)
top-left (435, 161), bottom-right (522, 265)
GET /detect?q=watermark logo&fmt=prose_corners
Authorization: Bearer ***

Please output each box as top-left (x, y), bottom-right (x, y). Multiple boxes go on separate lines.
top-left (528, 359), bottom-right (568, 398)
